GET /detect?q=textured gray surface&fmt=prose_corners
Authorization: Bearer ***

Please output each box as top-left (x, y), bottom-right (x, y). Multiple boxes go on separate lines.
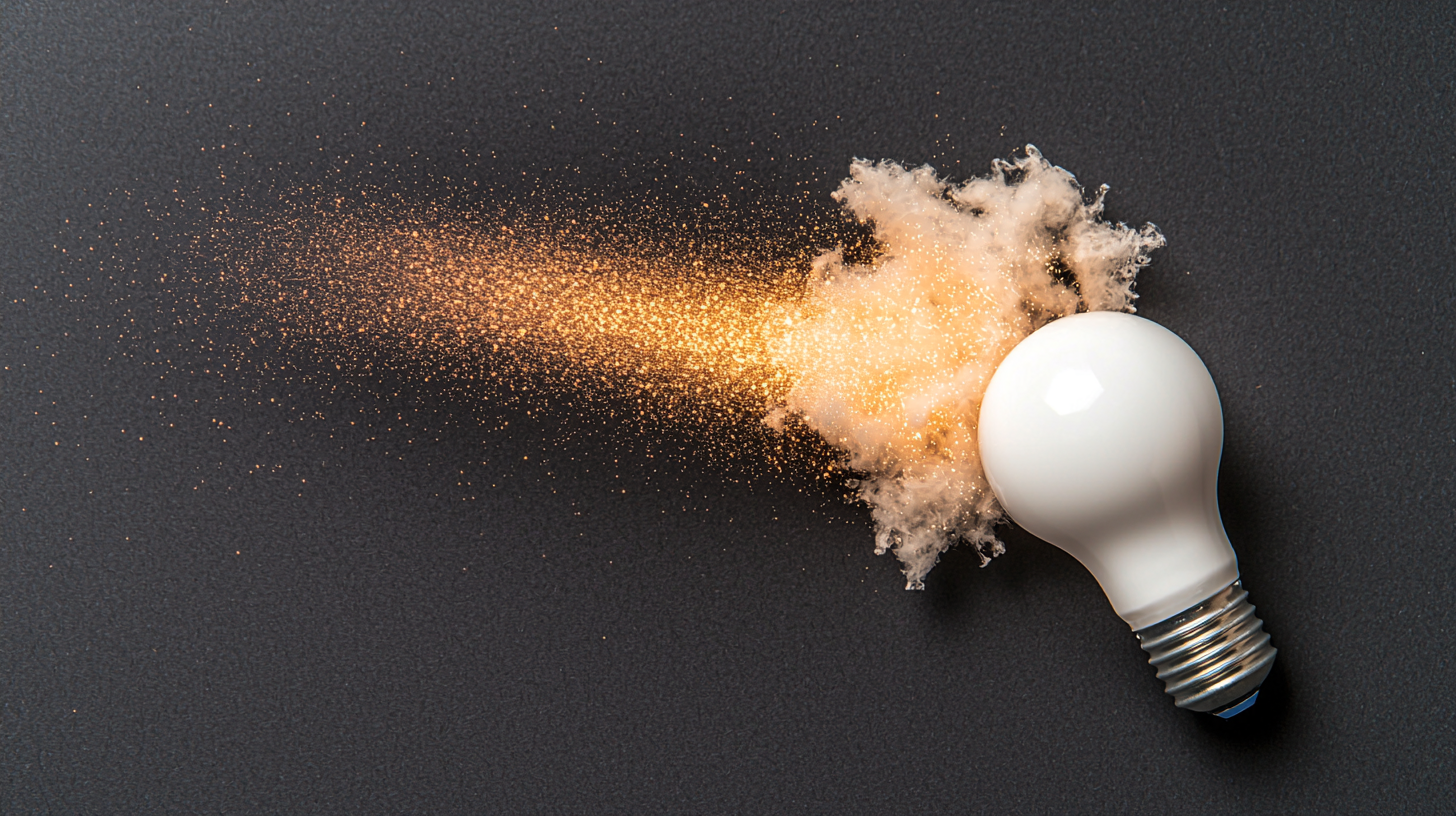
top-left (3, 2), bottom-right (1452, 813)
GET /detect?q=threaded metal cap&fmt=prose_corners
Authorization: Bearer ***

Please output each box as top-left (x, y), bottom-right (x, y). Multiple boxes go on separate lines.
top-left (1135, 582), bottom-right (1277, 715)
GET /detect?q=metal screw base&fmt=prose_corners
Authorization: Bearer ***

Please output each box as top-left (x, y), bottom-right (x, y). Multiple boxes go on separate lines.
top-left (1135, 582), bottom-right (1277, 714)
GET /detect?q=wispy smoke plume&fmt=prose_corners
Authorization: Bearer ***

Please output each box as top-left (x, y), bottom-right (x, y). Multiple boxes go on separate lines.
top-left (771, 146), bottom-right (1165, 588)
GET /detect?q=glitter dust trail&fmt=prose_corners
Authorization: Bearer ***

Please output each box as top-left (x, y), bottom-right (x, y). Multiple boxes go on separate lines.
top-left (213, 185), bottom-right (834, 455)
top-left (212, 145), bottom-right (1163, 589)
top-left (770, 146), bottom-right (1165, 588)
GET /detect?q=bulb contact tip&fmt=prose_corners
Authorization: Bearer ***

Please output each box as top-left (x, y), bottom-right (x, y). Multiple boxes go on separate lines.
top-left (1135, 582), bottom-right (1277, 715)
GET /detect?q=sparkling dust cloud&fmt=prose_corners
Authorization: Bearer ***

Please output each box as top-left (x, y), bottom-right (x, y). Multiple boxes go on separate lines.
top-left (211, 146), bottom-right (1164, 588)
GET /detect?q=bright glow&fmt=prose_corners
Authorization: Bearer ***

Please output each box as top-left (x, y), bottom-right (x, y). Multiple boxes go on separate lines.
top-left (211, 146), bottom-right (1166, 589)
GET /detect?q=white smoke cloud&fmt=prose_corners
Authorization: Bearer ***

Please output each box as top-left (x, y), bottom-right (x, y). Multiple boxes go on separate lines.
top-left (771, 145), bottom-right (1165, 588)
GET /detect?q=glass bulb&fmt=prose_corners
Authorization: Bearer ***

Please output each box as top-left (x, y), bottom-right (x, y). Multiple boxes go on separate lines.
top-left (978, 311), bottom-right (1277, 716)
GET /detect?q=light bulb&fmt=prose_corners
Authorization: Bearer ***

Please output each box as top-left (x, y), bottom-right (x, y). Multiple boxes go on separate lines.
top-left (978, 311), bottom-right (1277, 717)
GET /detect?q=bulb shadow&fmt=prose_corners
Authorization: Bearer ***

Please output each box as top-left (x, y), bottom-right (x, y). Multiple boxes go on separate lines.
top-left (1216, 429), bottom-right (1284, 574)
top-left (1203, 421), bottom-right (1300, 748)
top-left (1195, 436), bottom-right (1301, 752)
top-left (1178, 657), bottom-right (1306, 777)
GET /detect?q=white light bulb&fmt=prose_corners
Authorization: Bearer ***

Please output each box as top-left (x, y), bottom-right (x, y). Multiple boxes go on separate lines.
top-left (979, 311), bottom-right (1276, 717)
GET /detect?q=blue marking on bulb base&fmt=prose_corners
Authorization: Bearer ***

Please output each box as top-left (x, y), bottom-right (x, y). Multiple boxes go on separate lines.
top-left (1212, 690), bottom-right (1260, 719)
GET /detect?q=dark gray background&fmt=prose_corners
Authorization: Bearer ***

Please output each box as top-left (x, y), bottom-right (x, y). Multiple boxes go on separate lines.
top-left (3, 2), bottom-right (1452, 813)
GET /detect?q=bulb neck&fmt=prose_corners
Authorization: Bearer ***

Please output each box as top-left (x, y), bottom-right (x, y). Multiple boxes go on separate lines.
top-left (1134, 582), bottom-right (1277, 715)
